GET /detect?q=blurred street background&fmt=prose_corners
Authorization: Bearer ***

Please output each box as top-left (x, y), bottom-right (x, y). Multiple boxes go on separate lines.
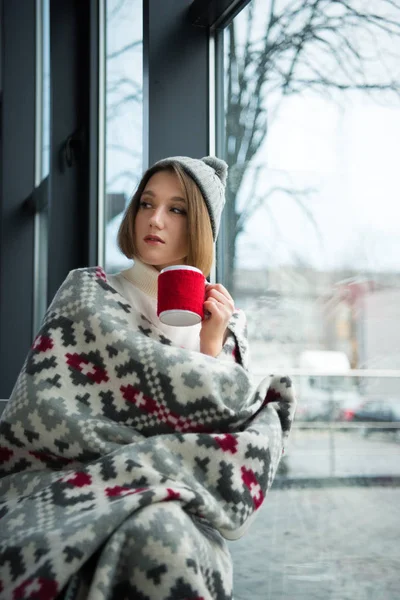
top-left (229, 427), bottom-right (400, 600)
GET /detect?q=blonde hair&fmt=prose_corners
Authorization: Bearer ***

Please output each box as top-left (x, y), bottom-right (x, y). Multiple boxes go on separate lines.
top-left (117, 163), bottom-right (214, 277)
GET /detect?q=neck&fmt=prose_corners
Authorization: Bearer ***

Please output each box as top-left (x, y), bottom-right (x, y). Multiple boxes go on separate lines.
top-left (121, 258), bottom-right (159, 298)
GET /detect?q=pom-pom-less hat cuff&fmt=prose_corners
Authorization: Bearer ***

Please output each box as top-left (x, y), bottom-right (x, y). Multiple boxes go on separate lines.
top-left (153, 156), bottom-right (228, 240)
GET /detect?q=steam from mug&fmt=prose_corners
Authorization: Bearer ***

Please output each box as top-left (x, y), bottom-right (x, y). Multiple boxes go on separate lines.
top-left (157, 266), bottom-right (206, 327)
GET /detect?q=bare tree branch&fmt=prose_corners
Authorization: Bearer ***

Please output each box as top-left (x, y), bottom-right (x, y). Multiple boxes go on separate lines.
top-left (107, 0), bottom-right (127, 22)
top-left (107, 77), bottom-right (142, 95)
top-left (106, 170), bottom-right (138, 189)
top-left (107, 144), bottom-right (141, 159)
top-left (222, 0), bottom-right (400, 291)
top-left (107, 92), bottom-right (143, 121)
top-left (107, 40), bottom-right (142, 60)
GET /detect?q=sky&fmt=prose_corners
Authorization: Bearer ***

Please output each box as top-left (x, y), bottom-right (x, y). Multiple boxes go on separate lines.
top-left (237, 95), bottom-right (400, 272)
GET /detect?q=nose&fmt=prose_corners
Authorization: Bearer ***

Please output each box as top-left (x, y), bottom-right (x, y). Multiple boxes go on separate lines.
top-left (149, 206), bottom-right (165, 229)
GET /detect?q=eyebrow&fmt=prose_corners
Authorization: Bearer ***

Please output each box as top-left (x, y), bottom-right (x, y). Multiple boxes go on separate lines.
top-left (141, 190), bottom-right (186, 203)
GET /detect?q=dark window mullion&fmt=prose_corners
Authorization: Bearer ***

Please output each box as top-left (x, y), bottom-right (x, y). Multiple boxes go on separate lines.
top-left (47, 0), bottom-right (92, 302)
top-left (0, 0), bottom-right (36, 398)
top-left (145, 0), bottom-right (209, 165)
top-left (189, 0), bottom-right (252, 30)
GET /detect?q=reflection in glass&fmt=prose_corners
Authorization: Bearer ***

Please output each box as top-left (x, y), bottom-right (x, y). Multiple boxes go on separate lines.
top-left (105, 0), bottom-right (143, 272)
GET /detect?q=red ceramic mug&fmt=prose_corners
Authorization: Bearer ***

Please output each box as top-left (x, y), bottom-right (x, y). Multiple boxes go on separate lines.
top-left (157, 265), bottom-right (206, 326)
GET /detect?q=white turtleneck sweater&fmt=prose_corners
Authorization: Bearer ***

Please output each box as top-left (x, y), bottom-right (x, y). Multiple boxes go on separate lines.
top-left (107, 259), bottom-right (201, 352)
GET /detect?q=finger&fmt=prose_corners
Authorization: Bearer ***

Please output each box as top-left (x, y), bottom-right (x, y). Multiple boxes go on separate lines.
top-left (204, 300), bottom-right (233, 323)
top-left (203, 298), bottom-right (219, 312)
top-left (205, 283), bottom-right (233, 301)
top-left (205, 283), bottom-right (234, 304)
top-left (205, 286), bottom-right (231, 301)
top-left (205, 288), bottom-right (235, 309)
top-left (203, 299), bottom-right (232, 322)
top-left (203, 298), bottom-right (223, 317)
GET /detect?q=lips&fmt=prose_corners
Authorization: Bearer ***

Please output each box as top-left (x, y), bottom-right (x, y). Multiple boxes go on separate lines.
top-left (144, 235), bottom-right (165, 244)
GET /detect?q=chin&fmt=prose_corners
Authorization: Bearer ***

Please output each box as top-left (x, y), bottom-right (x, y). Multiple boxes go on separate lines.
top-left (136, 248), bottom-right (187, 270)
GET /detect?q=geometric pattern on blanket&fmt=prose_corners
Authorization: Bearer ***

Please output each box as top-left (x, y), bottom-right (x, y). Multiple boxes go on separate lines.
top-left (0, 267), bottom-right (296, 600)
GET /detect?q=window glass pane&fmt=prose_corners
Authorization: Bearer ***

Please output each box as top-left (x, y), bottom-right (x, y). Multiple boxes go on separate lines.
top-left (41, 0), bottom-right (50, 181)
top-left (222, 0), bottom-right (400, 385)
top-left (105, 0), bottom-right (143, 273)
top-left (221, 1), bottom-right (400, 597)
top-left (33, 0), bottom-right (50, 332)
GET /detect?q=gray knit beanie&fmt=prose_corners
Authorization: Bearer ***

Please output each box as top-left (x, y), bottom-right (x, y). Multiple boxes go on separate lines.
top-left (153, 156), bottom-right (228, 240)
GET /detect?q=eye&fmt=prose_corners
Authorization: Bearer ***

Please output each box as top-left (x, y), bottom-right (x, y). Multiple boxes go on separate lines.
top-left (171, 207), bottom-right (187, 215)
top-left (139, 200), bottom-right (152, 209)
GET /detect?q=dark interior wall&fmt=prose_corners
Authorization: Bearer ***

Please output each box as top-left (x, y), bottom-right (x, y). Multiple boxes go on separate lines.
top-left (47, 0), bottom-right (92, 302)
top-left (0, 0), bottom-right (211, 399)
top-left (0, 0), bottom-right (95, 398)
top-left (0, 0), bottom-right (36, 397)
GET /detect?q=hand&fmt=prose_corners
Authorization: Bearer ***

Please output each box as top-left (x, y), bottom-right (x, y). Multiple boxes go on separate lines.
top-left (200, 283), bottom-right (235, 357)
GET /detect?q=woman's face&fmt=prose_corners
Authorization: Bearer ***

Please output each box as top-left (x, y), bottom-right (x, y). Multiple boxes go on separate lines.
top-left (134, 170), bottom-right (189, 271)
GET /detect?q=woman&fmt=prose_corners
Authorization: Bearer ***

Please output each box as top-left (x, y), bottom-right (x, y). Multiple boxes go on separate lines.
top-left (0, 157), bottom-right (296, 600)
top-left (110, 155), bottom-right (239, 359)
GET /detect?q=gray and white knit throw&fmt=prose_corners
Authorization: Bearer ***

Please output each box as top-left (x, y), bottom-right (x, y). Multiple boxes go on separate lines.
top-left (0, 267), bottom-right (296, 600)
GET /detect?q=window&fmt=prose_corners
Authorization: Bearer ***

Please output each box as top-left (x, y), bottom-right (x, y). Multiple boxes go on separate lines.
top-left (219, 1), bottom-right (400, 597)
top-left (33, 0), bottom-right (50, 332)
top-left (104, 0), bottom-right (143, 273)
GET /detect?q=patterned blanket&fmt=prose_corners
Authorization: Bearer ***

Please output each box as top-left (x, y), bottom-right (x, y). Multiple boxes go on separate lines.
top-left (0, 267), bottom-right (296, 600)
